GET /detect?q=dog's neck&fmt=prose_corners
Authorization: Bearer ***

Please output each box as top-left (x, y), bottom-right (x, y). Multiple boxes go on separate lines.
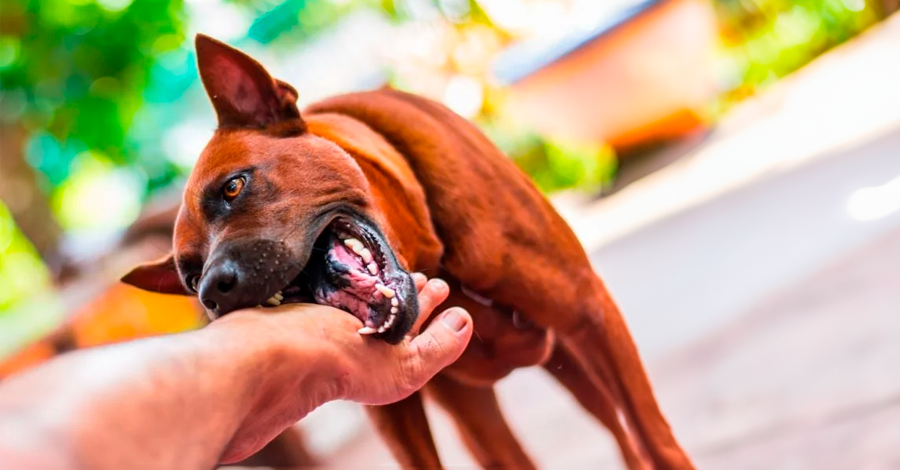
top-left (305, 113), bottom-right (444, 272)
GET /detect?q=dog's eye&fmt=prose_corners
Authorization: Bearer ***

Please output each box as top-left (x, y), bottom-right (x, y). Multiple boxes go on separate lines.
top-left (222, 176), bottom-right (245, 201)
top-left (187, 275), bottom-right (200, 293)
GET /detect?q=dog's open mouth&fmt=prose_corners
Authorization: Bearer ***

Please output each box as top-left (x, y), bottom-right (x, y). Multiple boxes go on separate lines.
top-left (260, 214), bottom-right (416, 344)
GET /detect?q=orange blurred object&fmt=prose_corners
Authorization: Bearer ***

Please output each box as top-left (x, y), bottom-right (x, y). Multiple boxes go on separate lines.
top-left (499, 0), bottom-right (718, 150)
top-left (72, 285), bottom-right (201, 346)
top-left (0, 285), bottom-right (202, 379)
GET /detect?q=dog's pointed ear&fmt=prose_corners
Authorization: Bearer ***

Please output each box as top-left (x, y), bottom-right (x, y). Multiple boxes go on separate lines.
top-left (121, 254), bottom-right (190, 295)
top-left (195, 34), bottom-right (304, 131)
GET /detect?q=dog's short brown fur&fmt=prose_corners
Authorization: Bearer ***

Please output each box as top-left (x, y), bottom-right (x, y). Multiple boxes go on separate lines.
top-left (124, 35), bottom-right (694, 469)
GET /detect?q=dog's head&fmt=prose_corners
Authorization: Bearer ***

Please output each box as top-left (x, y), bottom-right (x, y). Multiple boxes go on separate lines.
top-left (122, 35), bottom-right (416, 343)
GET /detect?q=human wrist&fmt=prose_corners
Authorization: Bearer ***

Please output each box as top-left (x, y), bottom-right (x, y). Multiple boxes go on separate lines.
top-left (203, 308), bottom-right (347, 420)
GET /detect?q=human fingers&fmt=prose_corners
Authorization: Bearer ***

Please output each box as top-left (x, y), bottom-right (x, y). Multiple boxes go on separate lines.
top-left (410, 278), bottom-right (448, 334)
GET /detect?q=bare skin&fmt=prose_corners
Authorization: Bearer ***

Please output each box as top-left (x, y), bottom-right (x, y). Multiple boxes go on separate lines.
top-left (0, 275), bottom-right (472, 470)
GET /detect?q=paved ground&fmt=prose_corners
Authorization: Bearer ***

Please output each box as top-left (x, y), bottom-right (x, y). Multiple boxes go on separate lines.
top-left (597, 128), bottom-right (900, 358)
top-left (654, 226), bottom-right (900, 469)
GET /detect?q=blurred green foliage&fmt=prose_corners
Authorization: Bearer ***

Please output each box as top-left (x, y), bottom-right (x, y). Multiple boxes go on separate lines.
top-left (0, 0), bottom-right (188, 344)
top-left (0, 200), bottom-right (65, 356)
top-left (0, 201), bottom-right (49, 312)
top-left (480, 113), bottom-right (617, 193)
top-left (714, 0), bottom-right (879, 103)
top-left (1, 0), bottom-right (186, 179)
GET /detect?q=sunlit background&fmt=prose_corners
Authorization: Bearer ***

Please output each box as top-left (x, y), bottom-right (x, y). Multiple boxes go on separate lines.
top-left (1, 0), bottom-right (899, 467)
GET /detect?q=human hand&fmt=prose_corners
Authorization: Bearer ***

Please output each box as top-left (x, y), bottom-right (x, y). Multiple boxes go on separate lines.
top-left (214, 274), bottom-right (472, 462)
top-left (332, 273), bottom-right (473, 404)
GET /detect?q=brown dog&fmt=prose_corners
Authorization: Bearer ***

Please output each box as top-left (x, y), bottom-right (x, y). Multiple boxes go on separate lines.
top-left (123, 34), bottom-right (694, 470)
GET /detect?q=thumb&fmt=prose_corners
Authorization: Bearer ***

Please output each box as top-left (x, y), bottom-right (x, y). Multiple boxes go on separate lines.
top-left (405, 308), bottom-right (472, 386)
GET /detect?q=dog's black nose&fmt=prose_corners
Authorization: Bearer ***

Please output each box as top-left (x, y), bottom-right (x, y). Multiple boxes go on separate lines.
top-left (198, 258), bottom-right (240, 316)
top-left (197, 240), bottom-right (297, 318)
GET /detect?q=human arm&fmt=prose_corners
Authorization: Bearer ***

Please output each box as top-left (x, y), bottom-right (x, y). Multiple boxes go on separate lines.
top-left (0, 276), bottom-right (470, 470)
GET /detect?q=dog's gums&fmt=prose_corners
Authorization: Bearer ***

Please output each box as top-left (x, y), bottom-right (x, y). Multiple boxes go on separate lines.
top-left (258, 215), bottom-right (416, 343)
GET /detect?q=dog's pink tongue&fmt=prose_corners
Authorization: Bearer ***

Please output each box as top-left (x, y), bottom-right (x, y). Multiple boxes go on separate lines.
top-left (331, 240), bottom-right (366, 271)
top-left (317, 239), bottom-right (380, 324)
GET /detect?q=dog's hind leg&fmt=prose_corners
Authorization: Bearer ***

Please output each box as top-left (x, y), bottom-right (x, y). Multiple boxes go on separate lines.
top-left (555, 284), bottom-right (695, 470)
top-left (426, 374), bottom-right (537, 470)
top-left (543, 344), bottom-right (652, 470)
top-left (481, 263), bottom-right (692, 469)
top-left (365, 391), bottom-right (443, 469)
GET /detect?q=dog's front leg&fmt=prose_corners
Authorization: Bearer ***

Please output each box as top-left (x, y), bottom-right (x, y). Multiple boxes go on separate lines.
top-left (365, 391), bottom-right (443, 469)
top-left (426, 374), bottom-right (536, 470)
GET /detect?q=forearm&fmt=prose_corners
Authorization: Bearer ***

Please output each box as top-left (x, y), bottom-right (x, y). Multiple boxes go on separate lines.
top-left (0, 278), bottom-right (471, 470)
top-left (0, 312), bottom-right (331, 470)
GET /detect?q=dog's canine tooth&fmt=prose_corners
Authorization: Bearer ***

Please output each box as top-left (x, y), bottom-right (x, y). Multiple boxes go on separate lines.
top-left (375, 284), bottom-right (395, 298)
top-left (391, 298), bottom-right (399, 307)
top-left (367, 262), bottom-right (378, 275)
top-left (360, 248), bottom-right (373, 264)
top-left (358, 326), bottom-right (378, 335)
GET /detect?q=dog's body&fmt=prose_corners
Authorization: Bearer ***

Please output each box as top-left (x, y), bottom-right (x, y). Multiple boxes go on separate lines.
top-left (124, 36), bottom-right (694, 469)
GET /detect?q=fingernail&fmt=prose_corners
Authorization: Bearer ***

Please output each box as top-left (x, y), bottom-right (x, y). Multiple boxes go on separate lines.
top-left (432, 278), bottom-right (447, 290)
top-left (441, 308), bottom-right (467, 332)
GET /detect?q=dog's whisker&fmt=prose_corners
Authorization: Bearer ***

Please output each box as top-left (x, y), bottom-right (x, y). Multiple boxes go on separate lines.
top-left (472, 329), bottom-right (483, 343)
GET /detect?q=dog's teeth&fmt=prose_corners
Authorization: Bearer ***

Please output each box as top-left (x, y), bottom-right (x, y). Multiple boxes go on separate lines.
top-left (344, 238), bottom-right (363, 252)
top-left (390, 306), bottom-right (398, 314)
top-left (358, 326), bottom-right (378, 335)
top-left (385, 313), bottom-right (396, 328)
top-left (360, 248), bottom-right (373, 264)
top-left (367, 262), bottom-right (378, 275)
top-left (391, 297), bottom-right (399, 307)
top-left (344, 238), bottom-right (364, 253)
top-left (375, 284), bottom-right (395, 298)
top-left (266, 297), bottom-right (281, 306)
top-left (274, 292), bottom-right (283, 301)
